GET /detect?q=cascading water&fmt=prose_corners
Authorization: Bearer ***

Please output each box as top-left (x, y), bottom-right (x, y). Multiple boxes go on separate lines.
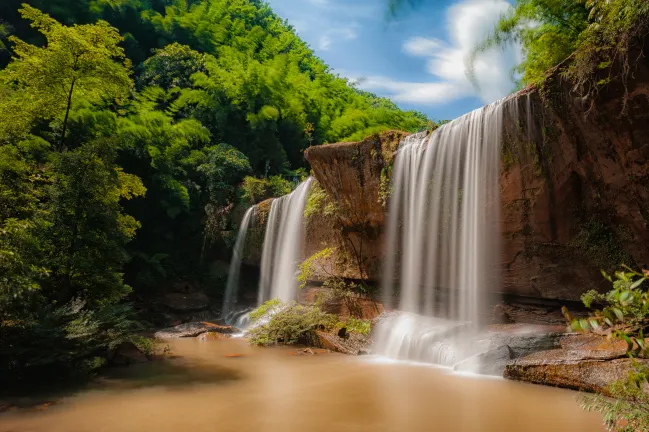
top-left (257, 177), bottom-right (314, 304)
top-left (221, 206), bottom-right (256, 320)
top-left (375, 99), bottom-right (505, 366)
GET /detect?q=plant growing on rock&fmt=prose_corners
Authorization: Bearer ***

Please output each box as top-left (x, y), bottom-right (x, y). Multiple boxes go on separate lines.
top-left (563, 266), bottom-right (649, 431)
top-left (248, 298), bottom-right (281, 323)
top-left (247, 301), bottom-right (336, 346)
top-left (298, 248), bottom-right (374, 318)
top-left (335, 317), bottom-right (371, 336)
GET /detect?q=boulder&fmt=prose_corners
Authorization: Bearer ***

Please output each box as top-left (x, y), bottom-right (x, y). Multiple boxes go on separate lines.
top-left (162, 292), bottom-right (210, 312)
top-left (197, 332), bottom-right (232, 341)
top-left (454, 345), bottom-right (514, 376)
top-left (488, 325), bottom-right (564, 359)
top-left (303, 330), bottom-right (371, 355)
top-left (559, 333), bottom-right (629, 355)
top-left (504, 349), bottom-right (643, 395)
top-left (154, 322), bottom-right (238, 339)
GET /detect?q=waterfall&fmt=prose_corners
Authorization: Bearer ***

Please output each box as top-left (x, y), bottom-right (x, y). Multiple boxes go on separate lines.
top-left (258, 177), bottom-right (314, 304)
top-left (221, 206), bottom-right (255, 319)
top-left (375, 99), bottom-right (504, 365)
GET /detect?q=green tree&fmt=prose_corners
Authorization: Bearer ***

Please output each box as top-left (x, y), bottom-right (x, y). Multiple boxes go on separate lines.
top-left (0, 8), bottom-right (150, 387)
top-left (468, 0), bottom-right (589, 86)
top-left (46, 139), bottom-right (145, 305)
top-left (0, 4), bottom-right (132, 148)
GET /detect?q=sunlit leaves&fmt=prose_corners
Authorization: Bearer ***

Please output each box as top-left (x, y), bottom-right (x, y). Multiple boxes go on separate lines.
top-left (0, 5), bottom-right (132, 143)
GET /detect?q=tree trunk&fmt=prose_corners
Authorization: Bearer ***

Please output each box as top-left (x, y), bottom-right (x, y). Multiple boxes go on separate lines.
top-left (59, 79), bottom-right (76, 152)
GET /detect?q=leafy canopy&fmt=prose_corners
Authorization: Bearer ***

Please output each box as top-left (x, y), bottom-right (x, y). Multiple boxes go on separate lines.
top-left (0, 4), bottom-right (132, 144)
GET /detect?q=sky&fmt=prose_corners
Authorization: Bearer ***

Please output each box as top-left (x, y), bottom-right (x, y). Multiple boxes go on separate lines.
top-left (265, 0), bottom-right (522, 121)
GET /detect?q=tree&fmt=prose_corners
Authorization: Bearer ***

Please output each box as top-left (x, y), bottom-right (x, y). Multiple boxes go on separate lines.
top-left (46, 139), bottom-right (145, 305)
top-left (468, 0), bottom-right (589, 86)
top-left (0, 4), bottom-right (132, 148)
top-left (138, 42), bottom-right (209, 90)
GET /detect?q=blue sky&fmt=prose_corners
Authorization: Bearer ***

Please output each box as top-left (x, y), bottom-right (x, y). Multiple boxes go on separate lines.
top-left (265, 0), bottom-right (522, 121)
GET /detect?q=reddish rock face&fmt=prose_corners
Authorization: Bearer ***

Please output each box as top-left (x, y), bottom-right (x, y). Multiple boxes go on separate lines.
top-left (303, 131), bottom-right (408, 281)
top-left (499, 47), bottom-right (649, 300)
top-left (303, 46), bottom-right (649, 302)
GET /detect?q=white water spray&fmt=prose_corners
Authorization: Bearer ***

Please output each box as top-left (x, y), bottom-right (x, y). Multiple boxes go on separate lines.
top-left (375, 99), bottom-right (505, 364)
top-left (221, 206), bottom-right (255, 319)
top-left (258, 177), bottom-right (314, 304)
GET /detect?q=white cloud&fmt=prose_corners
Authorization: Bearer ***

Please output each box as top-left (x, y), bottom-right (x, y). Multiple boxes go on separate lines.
top-left (359, 0), bottom-right (522, 106)
top-left (318, 25), bottom-right (359, 51)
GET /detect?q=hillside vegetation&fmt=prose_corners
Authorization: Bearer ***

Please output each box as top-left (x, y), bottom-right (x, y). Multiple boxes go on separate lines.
top-left (0, 0), bottom-right (427, 386)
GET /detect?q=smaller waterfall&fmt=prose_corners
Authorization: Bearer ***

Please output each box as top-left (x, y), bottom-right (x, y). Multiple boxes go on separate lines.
top-left (221, 206), bottom-right (255, 319)
top-left (258, 177), bottom-right (313, 304)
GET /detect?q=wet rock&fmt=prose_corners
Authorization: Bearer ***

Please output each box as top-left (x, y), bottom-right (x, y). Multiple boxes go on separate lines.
top-left (491, 304), bottom-right (514, 324)
top-left (559, 333), bottom-right (630, 356)
top-left (154, 322), bottom-right (237, 339)
top-left (454, 345), bottom-right (514, 376)
top-left (197, 332), bottom-right (232, 341)
top-left (303, 131), bottom-right (409, 281)
top-left (303, 330), bottom-right (371, 355)
top-left (504, 350), bottom-right (647, 395)
top-left (488, 326), bottom-right (564, 359)
top-left (299, 286), bottom-right (385, 320)
top-left (110, 341), bottom-right (149, 366)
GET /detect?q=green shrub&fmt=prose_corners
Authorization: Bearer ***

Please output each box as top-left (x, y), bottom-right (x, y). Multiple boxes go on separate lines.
top-left (566, 0), bottom-right (649, 111)
top-left (239, 176), bottom-right (292, 204)
top-left (0, 299), bottom-right (153, 388)
top-left (304, 180), bottom-right (338, 222)
top-left (564, 266), bottom-right (649, 431)
top-left (249, 298), bottom-right (282, 322)
top-left (247, 301), bottom-right (336, 346)
top-left (564, 267), bottom-right (648, 354)
top-left (336, 317), bottom-right (371, 336)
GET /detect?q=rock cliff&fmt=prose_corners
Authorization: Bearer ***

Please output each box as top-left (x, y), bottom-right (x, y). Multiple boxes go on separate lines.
top-left (303, 46), bottom-right (649, 301)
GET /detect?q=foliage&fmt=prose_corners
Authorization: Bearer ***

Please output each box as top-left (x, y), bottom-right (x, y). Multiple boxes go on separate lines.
top-left (248, 298), bottom-right (281, 323)
top-left (298, 248), bottom-right (334, 289)
top-left (464, 0), bottom-right (649, 95)
top-left (0, 5), bottom-right (132, 147)
top-left (581, 369), bottom-right (649, 432)
top-left (299, 248), bottom-right (374, 318)
top-left (0, 299), bottom-right (145, 387)
top-left (0, 21), bottom-right (9, 51)
top-left (563, 266), bottom-right (649, 431)
top-left (564, 267), bottom-right (648, 356)
top-left (468, 0), bottom-right (589, 87)
top-left (0, 9), bottom-right (150, 387)
top-left (247, 301), bottom-right (336, 346)
top-left (139, 42), bottom-right (209, 90)
top-left (564, 0), bottom-right (649, 112)
top-left (0, 0), bottom-right (427, 386)
top-left (378, 164), bottom-right (393, 207)
top-left (304, 179), bottom-right (338, 222)
top-left (239, 175), bottom-right (292, 205)
top-left (335, 317), bottom-right (372, 336)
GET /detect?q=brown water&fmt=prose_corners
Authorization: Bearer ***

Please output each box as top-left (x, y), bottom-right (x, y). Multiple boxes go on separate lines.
top-left (0, 338), bottom-right (604, 432)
